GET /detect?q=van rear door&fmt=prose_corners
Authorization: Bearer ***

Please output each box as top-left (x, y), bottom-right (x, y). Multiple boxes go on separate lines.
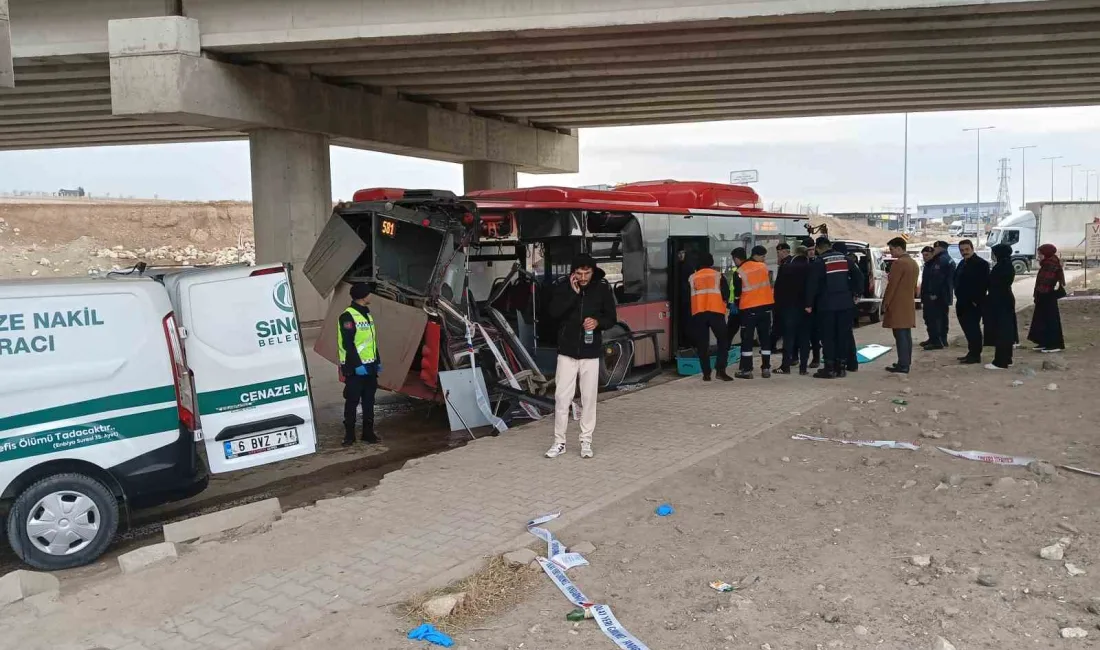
top-left (165, 264), bottom-right (317, 474)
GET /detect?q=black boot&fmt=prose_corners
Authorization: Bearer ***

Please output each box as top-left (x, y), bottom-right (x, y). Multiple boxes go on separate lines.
top-left (716, 370), bottom-right (734, 382)
top-left (812, 364), bottom-right (835, 379)
top-left (342, 433), bottom-right (356, 447)
top-left (835, 361), bottom-right (848, 378)
top-left (361, 421), bottom-right (380, 444)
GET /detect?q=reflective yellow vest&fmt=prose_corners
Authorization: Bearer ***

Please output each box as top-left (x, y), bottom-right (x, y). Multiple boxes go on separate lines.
top-left (338, 307), bottom-right (377, 364)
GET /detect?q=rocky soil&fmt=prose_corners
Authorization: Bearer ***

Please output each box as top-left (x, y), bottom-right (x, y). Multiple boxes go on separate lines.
top-left (0, 198), bottom-right (255, 279)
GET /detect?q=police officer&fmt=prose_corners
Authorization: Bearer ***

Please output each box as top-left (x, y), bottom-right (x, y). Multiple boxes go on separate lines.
top-left (805, 237), bottom-right (863, 379)
top-left (339, 283), bottom-right (381, 446)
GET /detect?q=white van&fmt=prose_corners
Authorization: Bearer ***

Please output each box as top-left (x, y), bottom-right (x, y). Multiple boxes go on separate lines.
top-left (0, 264), bottom-right (317, 569)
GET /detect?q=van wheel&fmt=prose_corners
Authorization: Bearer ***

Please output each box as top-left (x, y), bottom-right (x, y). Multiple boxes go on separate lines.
top-left (869, 304), bottom-right (881, 324)
top-left (7, 473), bottom-right (119, 571)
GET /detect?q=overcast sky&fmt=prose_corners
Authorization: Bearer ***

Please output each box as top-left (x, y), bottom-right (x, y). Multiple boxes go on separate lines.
top-left (3, 106), bottom-right (1100, 212)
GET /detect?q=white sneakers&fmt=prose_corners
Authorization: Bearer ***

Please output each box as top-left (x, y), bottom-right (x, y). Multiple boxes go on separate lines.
top-left (544, 443), bottom-right (566, 458)
top-left (545, 442), bottom-right (594, 458)
top-left (984, 363), bottom-right (1003, 370)
top-left (1040, 348), bottom-right (1064, 353)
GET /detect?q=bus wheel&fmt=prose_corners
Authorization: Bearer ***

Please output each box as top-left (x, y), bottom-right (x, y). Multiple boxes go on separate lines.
top-left (7, 473), bottom-right (119, 571)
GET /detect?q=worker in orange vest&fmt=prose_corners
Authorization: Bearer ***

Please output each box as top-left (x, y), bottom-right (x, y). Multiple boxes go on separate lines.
top-left (687, 252), bottom-right (733, 382)
top-left (733, 245), bottom-right (777, 379)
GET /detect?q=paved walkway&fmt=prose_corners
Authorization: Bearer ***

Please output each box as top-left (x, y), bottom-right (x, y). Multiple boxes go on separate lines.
top-left (0, 372), bottom-right (848, 650)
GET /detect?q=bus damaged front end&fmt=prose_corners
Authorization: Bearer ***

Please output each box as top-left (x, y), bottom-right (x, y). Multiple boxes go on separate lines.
top-left (303, 190), bottom-right (554, 417)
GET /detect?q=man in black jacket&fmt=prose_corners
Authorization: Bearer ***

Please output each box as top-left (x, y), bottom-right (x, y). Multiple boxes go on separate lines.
top-left (774, 245), bottom-right (812, 374)
top-left (805, 237), bottom-right (864, 379)
top-left (954, 239), bottom-right (990, 363)
top-left (921, 241), bottom-right (955, 350)
top-left (769, 242), bottom-right (792, 355)
top-left (545, 254), bottom-right (618, 460)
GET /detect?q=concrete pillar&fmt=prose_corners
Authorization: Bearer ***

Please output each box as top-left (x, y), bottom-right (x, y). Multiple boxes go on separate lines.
top-left (0, 0), bottom-right (12, 88)
top-left (249, 128), bottom-right (331, 323)
top-left (463, 161), bottom-right (518, 193)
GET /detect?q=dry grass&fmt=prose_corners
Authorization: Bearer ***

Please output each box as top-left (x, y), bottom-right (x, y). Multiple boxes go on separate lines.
top-left (400, 555), bottom-right (543, 634)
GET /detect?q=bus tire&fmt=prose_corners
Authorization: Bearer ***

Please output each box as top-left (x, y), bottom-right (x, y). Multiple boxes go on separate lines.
top-left (7, 472), bottom-right (119, 571)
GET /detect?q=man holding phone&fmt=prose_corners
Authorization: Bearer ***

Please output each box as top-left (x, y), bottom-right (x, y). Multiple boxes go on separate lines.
top-left (545, 254), bottom-right (618, 459)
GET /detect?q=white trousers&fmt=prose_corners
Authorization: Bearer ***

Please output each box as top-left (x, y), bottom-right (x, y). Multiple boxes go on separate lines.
top-left (553, 355), bottom-right (599, 445)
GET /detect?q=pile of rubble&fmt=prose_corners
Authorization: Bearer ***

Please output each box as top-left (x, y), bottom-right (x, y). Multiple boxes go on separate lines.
top-left (94, 243), bottom-right (256, 267)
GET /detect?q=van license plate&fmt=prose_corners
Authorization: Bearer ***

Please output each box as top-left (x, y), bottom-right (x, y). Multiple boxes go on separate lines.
top-left (223, 428), bottom-right (299, 459)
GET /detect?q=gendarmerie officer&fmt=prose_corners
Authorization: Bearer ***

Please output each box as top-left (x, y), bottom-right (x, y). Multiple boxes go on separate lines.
top-left (339, 283), bottom-right (381, 446)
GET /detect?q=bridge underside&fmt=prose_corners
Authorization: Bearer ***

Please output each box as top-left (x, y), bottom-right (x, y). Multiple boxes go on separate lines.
top-left (3, 0), bottom-right (1100, 150)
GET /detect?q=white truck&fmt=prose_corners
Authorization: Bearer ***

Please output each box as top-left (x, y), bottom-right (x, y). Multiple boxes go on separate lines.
top-left (0, 264), bottom-right (318, 569)
top-left (948, 220), bottom-right (980, 238)
top-left (987, 202), bottom-right (1100, 274)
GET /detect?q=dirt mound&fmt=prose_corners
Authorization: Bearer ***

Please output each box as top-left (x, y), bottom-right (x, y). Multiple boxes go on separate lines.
top-left (812, 216), bottom-right (894, 247)
top-left (0, 199), bottom-right (255, 279)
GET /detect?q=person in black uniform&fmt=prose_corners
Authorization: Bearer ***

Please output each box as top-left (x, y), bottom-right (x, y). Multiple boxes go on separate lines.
top-left (834, 242), bottom-right (862, 373)
top-left (339, 283), bottom-right (382, 446)
top-left (769, 242), bottom-right (792, 355)
top-left (805, 237), bottom-right (864, 379)
top-left (802, 236), bottom-right (823, 368)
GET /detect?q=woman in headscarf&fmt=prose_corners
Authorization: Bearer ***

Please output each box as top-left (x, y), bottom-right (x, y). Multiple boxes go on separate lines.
top-left (1026, 243), bottom-right (1066, 353)
top-left (984, 243), bottom-right (1017, 369)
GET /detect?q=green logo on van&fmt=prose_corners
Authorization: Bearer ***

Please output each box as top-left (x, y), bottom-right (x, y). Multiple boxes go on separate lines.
top-left (273, 280), bottom-right (294, 313)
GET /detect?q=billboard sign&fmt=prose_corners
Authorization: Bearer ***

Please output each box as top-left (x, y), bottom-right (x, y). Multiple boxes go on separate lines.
top-left (729, 169), bottom-right (759, 185)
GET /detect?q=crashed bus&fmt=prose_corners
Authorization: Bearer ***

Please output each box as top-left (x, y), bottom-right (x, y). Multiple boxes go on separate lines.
top-left (304, 181), bottom-right (806, 424)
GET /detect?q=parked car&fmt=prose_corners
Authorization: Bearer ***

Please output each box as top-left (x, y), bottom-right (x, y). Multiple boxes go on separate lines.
top-left (834, 239), bottom-right (886, 323)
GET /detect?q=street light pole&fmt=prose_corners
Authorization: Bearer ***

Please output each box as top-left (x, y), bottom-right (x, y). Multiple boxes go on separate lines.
top-left (1042, 156), bottom-right (1063, 202)
top-left (1011, 145), bottom-right (1037, 209)
top-left (1066, 164), bottom-right (1082, 200)
top-left (1087, 170), bottom-right (1097, 201)
top-left (963, 126), bottom-right (994, 233)
top-left (903, 113), bottom-right (909, 232)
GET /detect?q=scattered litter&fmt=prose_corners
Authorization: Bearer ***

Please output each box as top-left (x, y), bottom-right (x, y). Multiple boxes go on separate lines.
top-left (1061, 627), bottom-right (1088, 639)
top-left (709, 581), bottom-right (736, 593)
top-left (936, 447), bottom-right (1035, 466)
top-left (872, 391), bottom-right (882, 395)
top-left (1060, 465), bottom-right (1100, 478)
top-left (408, 623), bottom-right (455, 647)
top-left (1047, 383), bottom-right (1059, 391)
top-left (894, 406), bottom-right (907, 413)
top-left (910, 555), bottom-right (931, 567)
top-left (1066, 562), bottom-right (1087, 576)
top-left (856, 344), bottom-right (891, 363)
top-left (526, 513), bottom-right (652, 649)
top-left (710, 423), bottom-right (723, 428)
top-left (891, 399), bottom-right (908, 406)
top-left (614, 383), bottom-right (647, 392)
top-left (567, 607), bottom-right (595, 621)
top-left (792, 433), bottom-right (919, 451)
top-left (655, 504), bottom-right (675, 517)
top-left (1011, 380), bottom-right (1024, 387)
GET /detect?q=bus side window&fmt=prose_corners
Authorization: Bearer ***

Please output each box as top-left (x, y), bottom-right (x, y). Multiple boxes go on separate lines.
top-left (643, 214), bottom-right (669, 301)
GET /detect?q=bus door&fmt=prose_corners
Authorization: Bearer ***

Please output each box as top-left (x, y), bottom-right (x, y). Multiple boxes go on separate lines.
top-left (668, 236), bottom-right (710, 353)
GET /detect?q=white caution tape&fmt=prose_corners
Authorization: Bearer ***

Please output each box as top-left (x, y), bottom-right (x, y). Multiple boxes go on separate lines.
top-left (936, 447), bottom-right (1035, 465)
top-left (792, 433), bottom-right (920, 451)
top-left (527, 514), bottom-right (650, 650)
top-left (591, 604), bottom-right (652, 650)
top-left (536, 556), bottom-right (592, 607)
top-left (551, 552), bottom-right (590, 571)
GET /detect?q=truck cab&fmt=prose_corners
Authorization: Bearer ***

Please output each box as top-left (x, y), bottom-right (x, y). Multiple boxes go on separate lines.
top-left (987, 210), bottom-right (1037, 274)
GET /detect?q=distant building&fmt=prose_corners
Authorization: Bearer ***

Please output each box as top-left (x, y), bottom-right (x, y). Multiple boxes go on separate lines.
top-left (917, 202), bottom-right (1000, 223)
top-left (58, 186), bottom-right (86, 197)
top-left (827, 211), bottom-right (906, 231)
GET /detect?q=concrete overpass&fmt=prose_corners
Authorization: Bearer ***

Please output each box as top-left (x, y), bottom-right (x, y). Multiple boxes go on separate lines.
top-left (4, 0), bottom-right (1100, 317)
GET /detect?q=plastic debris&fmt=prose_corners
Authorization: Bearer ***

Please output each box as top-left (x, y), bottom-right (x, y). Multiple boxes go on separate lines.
top-left (408, 623), bottom-right (455, 647)
top-left (792, 433), bottom-right (919, 451)
top-left (567, 606), bottom-right (595, 621)
top-left (709, 581), bottom-right (735, 592)
top-left (936, 447), bottom-right (1035, 466)
top-left (655, 504), bottom-right (675, 517)
top-left (891, 399), bottom-right (908, 405)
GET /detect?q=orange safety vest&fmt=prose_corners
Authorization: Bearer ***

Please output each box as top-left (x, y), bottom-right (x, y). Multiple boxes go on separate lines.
top-left (738, 261), bottom-right (775, 310)
top-left (688, 267), bottom-right (726, 315)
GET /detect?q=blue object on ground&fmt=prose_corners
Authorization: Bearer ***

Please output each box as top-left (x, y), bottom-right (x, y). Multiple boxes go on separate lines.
top-left (408, 623), bottom-right (454, 647)
top-left (655, 504), bottom-right (674, 517)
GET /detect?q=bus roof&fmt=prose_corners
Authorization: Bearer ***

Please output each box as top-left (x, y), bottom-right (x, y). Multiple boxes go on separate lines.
top-left (465, 181), bottom-right (803, 218)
